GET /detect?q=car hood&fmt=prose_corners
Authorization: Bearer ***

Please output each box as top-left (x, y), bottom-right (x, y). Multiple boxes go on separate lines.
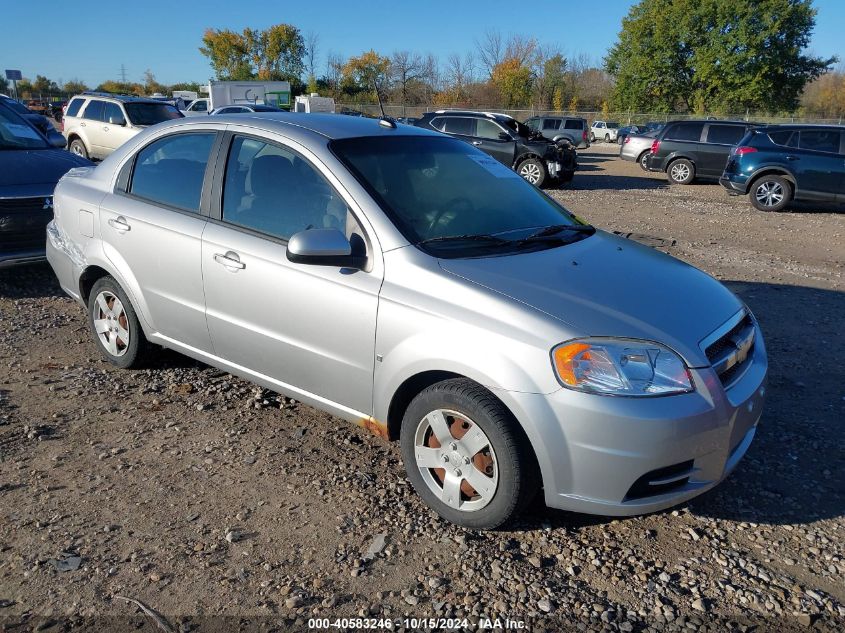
top-left (438, 231), bottom-right (742, 367)
top-left (0, 149), bottom-right (93, 196)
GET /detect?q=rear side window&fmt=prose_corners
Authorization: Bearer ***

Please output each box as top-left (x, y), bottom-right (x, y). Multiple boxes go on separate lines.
top-left (103, 102), bottom-right (124, 124)
top-left (799, 130), bottom-right (841, 153)
top-left (665, 122), bottom-right (704, 142)
top-left (82, 100), bottom-right (105, 121)
top-left (768, 130), bottom-right (794, 146)
top-left (65, 98), bottom-right (84, 118)
top-left (564, 119), bottom-right (583, 130)
top-left (542, 119), bottom-right (561, 130)
top-left (706, 124), bottom-right (745, 145)
top-left (129, 133), bottom-right (216, 212)
top-left (441, 117), bottom-right (475, 136)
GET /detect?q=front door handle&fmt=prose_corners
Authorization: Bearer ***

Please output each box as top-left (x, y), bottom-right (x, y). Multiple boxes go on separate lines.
top-left (786, 155), bottom-right (799, 161)
top-left (103, 126), bottom-right (109, 131)
top-left (214, 251), bottom-right (246, 270)
top-left (108, 216), bottom-right (131, 232)
top-left (472, 141), bottom-right (483, 146)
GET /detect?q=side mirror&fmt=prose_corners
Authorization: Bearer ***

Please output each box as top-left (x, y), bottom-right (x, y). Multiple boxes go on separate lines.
top-left (47, 130), bottom-right (67, 148)
top-left (108, 115), bottom-right (126, 126)
top-left (498, 132), bottom-right (511, 141)
top-left (286, 229), bottom-right (364, 269)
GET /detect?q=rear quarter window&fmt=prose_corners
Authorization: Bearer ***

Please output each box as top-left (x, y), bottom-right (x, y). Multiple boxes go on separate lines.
top-left (665, 122), bottom-right (704, 142)
top-left (767, 130), bottom-right (795, 146)
top-left (798, 130), bottom-right (841, 153)
top-left (706, 124), bottom-right (746, 145)
top-left (65, 98), bottom-right (85, 118)
top-left (564, 120), bottom-right (584, 130)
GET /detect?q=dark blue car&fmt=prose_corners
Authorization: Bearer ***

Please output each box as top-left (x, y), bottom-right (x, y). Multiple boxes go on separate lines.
top-left (0, 102), bottom-right (93, 268)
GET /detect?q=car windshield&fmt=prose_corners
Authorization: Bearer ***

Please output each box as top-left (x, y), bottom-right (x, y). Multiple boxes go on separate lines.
top-left (124, 102), bottom-right (183, 126)
top-left (331, 136), bottom-right (590, 257)
top-left (0, 106), bottom-right (48, 150)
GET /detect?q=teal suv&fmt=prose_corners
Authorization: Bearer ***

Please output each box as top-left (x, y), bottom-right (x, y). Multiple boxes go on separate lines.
top-left (720, 125), bottom-right (845, 211)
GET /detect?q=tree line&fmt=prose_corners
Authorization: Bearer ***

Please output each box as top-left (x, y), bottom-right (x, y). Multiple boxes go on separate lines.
top-left (3, 0), bottom-right (842, 117)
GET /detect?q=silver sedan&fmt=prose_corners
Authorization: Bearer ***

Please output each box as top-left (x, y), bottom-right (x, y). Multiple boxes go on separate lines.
top-left (620, 132), bottom-right (659, 170)
top-left (46, 113), bottom-right (767, 529)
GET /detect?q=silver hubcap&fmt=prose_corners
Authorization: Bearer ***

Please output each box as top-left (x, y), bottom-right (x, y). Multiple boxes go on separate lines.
top-left (414, 409), bottom-right (498, 512)
top-left (71, 143), bottom-right (84, 157)
top-left (755, 181), bottom-right (784, 207)
top-left (93, 291), bottom-right (130, 357)
top-left (670, 163), bottom-right (691, 182)
top-left (640, 153), bottom-right (649, 168)
top-left (520, 162), bottom-right (542, 184)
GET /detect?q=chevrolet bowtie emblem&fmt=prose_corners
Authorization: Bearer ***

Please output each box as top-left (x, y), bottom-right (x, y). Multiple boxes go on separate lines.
top-left (43, 197), bottom-right (54, 211)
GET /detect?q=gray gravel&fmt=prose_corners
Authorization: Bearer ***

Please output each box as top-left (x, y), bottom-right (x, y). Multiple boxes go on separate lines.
top-left (0, 146), bottom-right (843, 631)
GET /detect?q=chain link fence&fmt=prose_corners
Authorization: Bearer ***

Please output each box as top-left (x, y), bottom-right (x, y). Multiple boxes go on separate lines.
top-left (337, 103), bottom-right (845, 125)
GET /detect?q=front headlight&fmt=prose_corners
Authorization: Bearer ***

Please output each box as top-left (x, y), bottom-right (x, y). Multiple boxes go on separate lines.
top-left (551, 338), bottom-right (693, 396)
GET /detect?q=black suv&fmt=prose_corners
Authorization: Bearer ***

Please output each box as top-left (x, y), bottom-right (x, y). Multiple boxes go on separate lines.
top-left (646, 120), bottom-right (754, 184)
top-left (414, 110), bottom-right (576, 187)
top-left (720, 125), bottom-right (845, 211)
top-left (524, 115), bottom-right (590, 149)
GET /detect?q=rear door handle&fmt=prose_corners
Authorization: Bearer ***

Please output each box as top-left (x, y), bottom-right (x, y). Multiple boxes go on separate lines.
top-left (214, 251), bottom-right (246, 270)
top-left (786, 155), bottom-right (799, 161)
top-left (472, 141), bottom-right (482, 146)
top-left (108, 216), bottom-right (131, 232)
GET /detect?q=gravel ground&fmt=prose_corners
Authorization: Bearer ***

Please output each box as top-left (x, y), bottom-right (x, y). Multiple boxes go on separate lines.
top-left (1, 143), bottom-right (843, 632)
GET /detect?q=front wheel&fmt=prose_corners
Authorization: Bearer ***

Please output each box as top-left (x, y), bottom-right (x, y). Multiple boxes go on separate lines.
top-left (589, 133), bottom-right (595, 142)
top-left (87, 276), bottom-right (148, 368)
top-left (604, 133), bottom-right (611, 143)
top-left (69, 138), bottom-right (88, 159)
top-left (749, 175), bottom-right (791, 212)
top-left (516, 157), bottom-right (546, 187)
top-left (400, 379), bottom-right (538, 530)
top-left (667, 158), bottom-right (695, 185)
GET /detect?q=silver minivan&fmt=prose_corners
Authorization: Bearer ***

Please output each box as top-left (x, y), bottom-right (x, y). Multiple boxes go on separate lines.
top-left (47, 114), bottom-right (767, 529)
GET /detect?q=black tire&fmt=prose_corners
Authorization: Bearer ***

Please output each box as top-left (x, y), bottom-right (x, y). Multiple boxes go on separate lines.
top-left (604, 133), bottom-right (611, 143)
top-left (69, 138), bottom-right (88, 160)
top-left (516, 157), bottom-right (546, 187)
top-left (749, 175), bottom-right (791, 212)
top-left (638, 151), bottom-right (651, 171)
top-left (87, 276), bottom-right (148, 369)
top-left (400, 378), bottom-right (538, 530)
top-left (667, 158), bottom-right (695, 185)
top-left (589, 132), bottom-right (595, 142)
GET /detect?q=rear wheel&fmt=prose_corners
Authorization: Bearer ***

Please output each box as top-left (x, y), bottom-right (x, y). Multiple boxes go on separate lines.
top-left (516, 157), bottom-right (546, 187)
top-left (589, 132), bottom-right (595, 142)
top-left (749, 175), bottom-right (791, 212)
top-left (69, 138), bottom-right (88, 159)
top-left (400, 379), bottom-right (538, 529)
top-left (87, 276), bottom-right (148, 369)
top-left (638, 151), bottom-right (651, 171)
top-left (667, 158), bottom-right (695, 185)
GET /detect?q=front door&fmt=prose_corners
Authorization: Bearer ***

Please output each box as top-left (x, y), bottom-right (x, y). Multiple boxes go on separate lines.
top-left (201, 133), bottom-right (383, 415)
top-left (473, 118), bottom-right (516, 166)
top-left (100, 102), bottom-right (137, 155)
top-left (99, 131), bottom-right (218, 352)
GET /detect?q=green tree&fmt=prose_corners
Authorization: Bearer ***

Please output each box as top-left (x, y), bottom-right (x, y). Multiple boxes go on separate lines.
top-left (491, 58), bottom-right (533, 108)
top-left (200, 28), bottom-right (253, 80)
top-left (32, 75), bottom-right (59, 94)
top-left (200, 24), bottom-right (305, 83)
top-left (62, 79), bottom-right (89, 95)
top-left (343, 50), bottom-right (391, 99)
top-left (605, 0), bottom-right (835, 113)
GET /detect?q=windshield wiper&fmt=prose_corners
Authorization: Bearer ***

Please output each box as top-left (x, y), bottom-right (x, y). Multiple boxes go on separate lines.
top-left (417, 234), bottom-right (512, 247)
top-left (521, 224), bottom-right (596, 241)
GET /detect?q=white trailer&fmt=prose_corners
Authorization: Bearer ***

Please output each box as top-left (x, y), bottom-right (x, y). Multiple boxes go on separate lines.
top-left (294, 94), bottom-right (336, 113)
top-left (183, 81), bottom-right (291, 116)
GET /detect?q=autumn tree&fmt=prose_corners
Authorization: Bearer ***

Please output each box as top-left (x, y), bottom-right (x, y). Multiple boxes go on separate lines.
top-left (324, 51), bottom-right (345, 98)
top-left (142, 70), bottom-right (166, 95)
top-left (801, 70), bottom-right (845, 117)
top-left (32, 75), bottom-right (60, 94)
top-left (62, 79), bottom-right (89, 95)
top-left (391, 50), bottom-right (425, 105)
top-left (605, 0), bottom-right (835, 113)
top-left (343, 50), bottom-right (391, 99)
top-left (491, 58), bottom-right (533, 108)
top-left (200, 28), bottom-right (252, 80)
top-left (200, 24), bottom-right (304, 83)
top-left (552, 86), bottom-right (564, 112)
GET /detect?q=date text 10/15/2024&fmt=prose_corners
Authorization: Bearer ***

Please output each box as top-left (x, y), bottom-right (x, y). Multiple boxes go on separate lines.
top-left (308, 617), bottom-right (527, 630)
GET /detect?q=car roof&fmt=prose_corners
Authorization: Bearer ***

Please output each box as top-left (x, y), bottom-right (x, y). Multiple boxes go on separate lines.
top-left (75, 92), bottom-right (167, 105)
top-left (755, 123), bottom-right (845, 131)
top-left (424, 110), bottom-right (515, 122)
top-left (155, 112), bottom-right (444, 141)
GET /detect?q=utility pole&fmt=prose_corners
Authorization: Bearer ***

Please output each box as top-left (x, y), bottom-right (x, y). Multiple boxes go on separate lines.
top-left (119, 64), bottom-right (127, 83)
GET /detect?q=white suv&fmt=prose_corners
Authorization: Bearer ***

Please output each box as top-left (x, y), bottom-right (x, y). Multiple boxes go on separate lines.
top-left (590, 120), bottom-right (620, 143)
top-left (62, 93), bottom-right (183, 160)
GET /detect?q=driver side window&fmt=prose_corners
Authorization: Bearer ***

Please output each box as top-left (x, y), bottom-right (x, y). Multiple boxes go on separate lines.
top-left (221, 135), bottom-right (354, 242)
top-left (476, 119), bottom-right (506, 140)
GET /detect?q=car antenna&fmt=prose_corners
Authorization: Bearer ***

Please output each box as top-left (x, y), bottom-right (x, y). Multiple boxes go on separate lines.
top-left (373, 79), bottom-right (396, 129)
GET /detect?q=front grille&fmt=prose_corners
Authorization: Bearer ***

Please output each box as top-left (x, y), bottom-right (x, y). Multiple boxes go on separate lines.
top-left (626, 460), bottom-right (694, 500)
top-left (0, 197), bottom-right (52, 253)
top-left (705, 313), bottom-right (755, 387)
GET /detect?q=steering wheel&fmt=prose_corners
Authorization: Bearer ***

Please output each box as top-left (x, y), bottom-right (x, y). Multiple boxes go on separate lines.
top-left (427, 197), bottom-right (475, 234)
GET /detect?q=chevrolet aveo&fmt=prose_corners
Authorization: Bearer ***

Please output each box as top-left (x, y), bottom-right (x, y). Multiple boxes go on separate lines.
top-left (46, 114), bottom-right (767, 529)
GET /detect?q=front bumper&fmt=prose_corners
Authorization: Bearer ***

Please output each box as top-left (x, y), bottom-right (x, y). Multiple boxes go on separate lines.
top-left (500, 328), bottom-right (767, 516)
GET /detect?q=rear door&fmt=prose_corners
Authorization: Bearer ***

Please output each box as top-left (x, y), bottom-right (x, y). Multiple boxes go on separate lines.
top-left (80, 99), bottom-right (106, 158)
top-left (100, 130), bottom-right (221, 352)
top-left (793, 129), bottom-right (844, 198)
top-left (700, 123), bottom-right (747, 176)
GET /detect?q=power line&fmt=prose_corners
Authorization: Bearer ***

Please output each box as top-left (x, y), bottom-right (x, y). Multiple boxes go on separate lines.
top-left (119, 64), bottom-right (127, 83)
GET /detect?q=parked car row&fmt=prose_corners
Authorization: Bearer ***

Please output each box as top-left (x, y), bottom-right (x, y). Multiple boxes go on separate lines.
top-left (620, 118), bottom-right (845, 210)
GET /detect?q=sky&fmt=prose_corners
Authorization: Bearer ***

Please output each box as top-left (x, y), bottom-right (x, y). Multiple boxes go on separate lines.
top-left (1, 0), bottom-right (843, 88)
